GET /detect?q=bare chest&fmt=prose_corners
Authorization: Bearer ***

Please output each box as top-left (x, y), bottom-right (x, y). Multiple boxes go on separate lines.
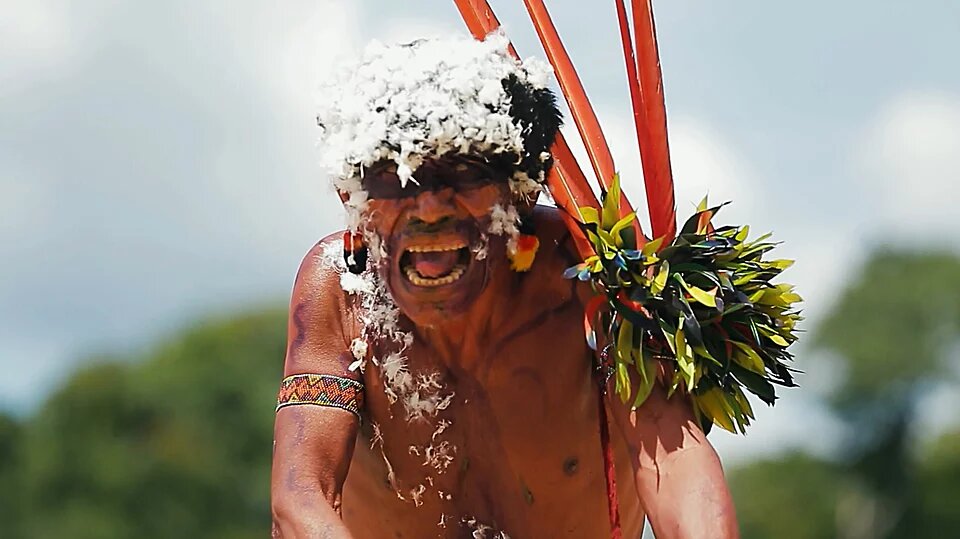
top-left (342, 312), bottom-right (643, 537)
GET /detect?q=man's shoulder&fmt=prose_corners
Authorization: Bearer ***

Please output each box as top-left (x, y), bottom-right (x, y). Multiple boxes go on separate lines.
top-left (305, 231), bottom-right (347, 261)
top-left (288, 232), bottom-right (368, 344)
top-left (530, 204), bottom-right (580, 270)
top-left (516, 205), bottom-right (586, 309)
top-left (293, 232), bottom-right (352, 302)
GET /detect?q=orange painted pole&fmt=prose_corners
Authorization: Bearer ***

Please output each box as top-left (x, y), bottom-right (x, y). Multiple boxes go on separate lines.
top-left (631, 0), bottom-right (676, 243)
top-left (522, 0), bottom-right (645, 243)
top-left (522, 0), bottom-right (615, 190)
top-left (615, 0), bottom-right (649, 196)
top-left (453, 0), bottom-right (597, 257)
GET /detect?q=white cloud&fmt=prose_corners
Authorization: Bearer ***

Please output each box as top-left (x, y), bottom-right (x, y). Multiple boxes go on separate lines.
top-left (0, 167), bottom-right (50, 236)
top-left (855, 91), bottom-right (960, 240)
top-left (0, 0), bottom-right (371, 413)
top-left (669, 117), bottom-right (760, 221)
top-left (559, 109), bottom-right (762, 234)
top-left (0, 0), bottom-right (79, 95)
top-left (378, 17), bottom-right (458, 45)
top-left (203, 0), bottom-right (364, 249)
top-left (557, 109), bottom-right (869, 463)
top-left (778, 224), bottom-right (861, 326)
top-left (0, 334), bottom-right (74, 413)
top-left (214, 0), bottom-right (363, 106)
top-left (712, 389), bottom-right (846, 467)
top-left (0, 0), bottom-right (73, 59)
top-left (915, 381), bottom-right (960, 442)
top-left (710, 90), bottom-right (960, 464)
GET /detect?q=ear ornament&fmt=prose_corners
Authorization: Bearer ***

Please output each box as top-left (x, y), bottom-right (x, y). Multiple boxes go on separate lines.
top-left (343, 231), bottom-right (368, 274)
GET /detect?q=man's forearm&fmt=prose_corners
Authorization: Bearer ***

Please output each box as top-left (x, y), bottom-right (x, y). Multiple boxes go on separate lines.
top-left (631, 434), bottom-right (739, 539)
top-left (271, 395), bottom-right (359, 539)
top-left (272, 490), bottom-right (354, 539)
top-left (611, 382), bottom-right (739, 539)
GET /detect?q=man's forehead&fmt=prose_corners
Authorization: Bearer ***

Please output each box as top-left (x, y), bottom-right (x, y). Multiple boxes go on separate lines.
top-left (368, 155), bottom-right (510, 180)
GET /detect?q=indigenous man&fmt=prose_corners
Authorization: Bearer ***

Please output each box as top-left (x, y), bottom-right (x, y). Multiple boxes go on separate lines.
top-left (272, 34), bottom-right (738, 538)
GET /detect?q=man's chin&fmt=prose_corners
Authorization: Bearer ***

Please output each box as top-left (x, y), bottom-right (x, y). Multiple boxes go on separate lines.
top-left (386, 268), bottom-right (486, 327)
top-left (400, 305), bottom-right (463, 328)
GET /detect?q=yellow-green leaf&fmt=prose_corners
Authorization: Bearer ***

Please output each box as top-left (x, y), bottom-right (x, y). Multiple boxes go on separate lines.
top-left (758, 289), bottom-right (790, 307)
top-left (697, 196), bottom-right (709, 212)
top-left (698, 390), bottom-right (737, 433)
top-left (781, 293), bottom-right (803, 304)
top-left (601, 173), bottom-right (622, 230)
top-left (641, 236), bottom-right (665, 257)
top-left (735, 225), bottom-right (750, 243)
top-left (744, 232), bottom-right (773, 247)
top-left (617, 320), bottom-right (635, 366)
top-left (734, 272), bottom-right (759, 286)
top-left (597, 228), bottom-right (616, 248)
top-left (687, 284), bottom-right (718, 308)
top-left (733, 385), bottom-right (755, 420)
top-left (675, 327), bottom-right (687, 360)
top-left (767, 333), bottom-right (789, 347)
top-left (586, 229), bottom-right (601, 247)
top-left (651, 261), bottom-right (670, 295)
top-left (631, 349), bottom-right (656, 409)
top-left (692, 362), bottom-right (704, 389)
top-left (610, 212), bottom-right (637, 247)
top-left (616, 361), bottom-right (631, 403)
top-left (579, 206), bottom-right (600, 225)
top-left (675, 328), bottom-right (696, 392)
top-left (667, 370), bottom-right (683, 398)
top-left (731, 341), bottom-right (766, 373)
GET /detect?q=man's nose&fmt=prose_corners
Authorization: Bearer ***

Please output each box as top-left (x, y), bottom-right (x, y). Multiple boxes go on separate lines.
top-left (410, 188), bottom-right (456, 225)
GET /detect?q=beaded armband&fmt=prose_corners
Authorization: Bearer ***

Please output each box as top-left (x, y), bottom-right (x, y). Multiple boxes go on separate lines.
top-left (276, 374), bottom-right (364, 419)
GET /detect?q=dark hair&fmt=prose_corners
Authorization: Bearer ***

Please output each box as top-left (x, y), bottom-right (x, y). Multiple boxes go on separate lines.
top-left (501, 73), bottom-right (564, 180)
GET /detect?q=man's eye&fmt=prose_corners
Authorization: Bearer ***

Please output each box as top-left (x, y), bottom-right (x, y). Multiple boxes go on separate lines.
top-left (446, 168), bottom-right (496, 189)
top-left (457, 175), bottom-right (491, 188)
top-left (363, 177), bottom-right (408, 199)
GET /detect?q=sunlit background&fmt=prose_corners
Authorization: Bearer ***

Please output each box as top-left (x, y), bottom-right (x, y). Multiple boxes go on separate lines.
top-left (2, 0), bottom-right (958, 537)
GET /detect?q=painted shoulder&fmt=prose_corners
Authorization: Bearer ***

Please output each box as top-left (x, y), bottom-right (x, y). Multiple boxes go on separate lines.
top-left (297, 231), bottom-right (372, 294)
top-left (530, 204), bottom-right (581, 271)
top-left (526, 205), bottom-right (587, 308)
top-left (291, 232), bottom-right (365, 338)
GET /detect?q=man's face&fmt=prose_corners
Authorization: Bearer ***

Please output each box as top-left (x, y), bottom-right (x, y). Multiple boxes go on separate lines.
top-left (361, 157), bottom-right (513, 327)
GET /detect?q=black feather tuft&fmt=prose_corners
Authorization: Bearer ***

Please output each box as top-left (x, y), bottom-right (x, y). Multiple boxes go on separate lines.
top-left (501, 74), bottom-right (564, 182)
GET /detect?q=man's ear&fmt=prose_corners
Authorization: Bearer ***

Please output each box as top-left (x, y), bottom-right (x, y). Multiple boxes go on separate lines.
top-left (515, 196), bottom-right (537, 213)
top-left (508, 176), bottom-right (544, 213)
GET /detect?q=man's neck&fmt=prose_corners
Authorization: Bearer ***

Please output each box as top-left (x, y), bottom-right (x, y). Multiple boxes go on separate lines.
top-left (412, 256), bottom-right (521, 373)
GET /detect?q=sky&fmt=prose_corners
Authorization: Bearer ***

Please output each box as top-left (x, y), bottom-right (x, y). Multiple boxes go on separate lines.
top-left (2, 0), bottom-right (959, 465)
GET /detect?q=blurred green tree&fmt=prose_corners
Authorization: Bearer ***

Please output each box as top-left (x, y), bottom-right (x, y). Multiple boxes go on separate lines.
top-left (894, 428), bottom-right (960, 536)
top-left (729, 452), bottom-right (840, 539)
top-left (1, 412), bottom-right (24, 537)
top-left (730, 249), bottom-right (960, 539)
top-left (15, 307), bottom-right (286, 539)
top-left (4, 248), bottom-right (958, 538)
top-left (817, 250), bottom-right (959, 539)
top-left (814, 250), bottom-right (960, 411)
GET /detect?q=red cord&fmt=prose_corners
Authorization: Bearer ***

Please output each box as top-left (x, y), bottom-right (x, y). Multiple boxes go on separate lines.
top-left (598, 388), bottom-right (623, 539)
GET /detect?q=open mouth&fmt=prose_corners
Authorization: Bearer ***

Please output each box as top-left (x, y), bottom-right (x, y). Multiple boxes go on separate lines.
top-left (400, 240), bottom-right (472, 287)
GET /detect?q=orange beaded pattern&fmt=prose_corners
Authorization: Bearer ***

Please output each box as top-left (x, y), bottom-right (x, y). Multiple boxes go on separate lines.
top-left (276, 374), bottom-right (364, 419)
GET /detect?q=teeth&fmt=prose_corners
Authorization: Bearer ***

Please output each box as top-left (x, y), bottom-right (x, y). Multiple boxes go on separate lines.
top-left (405, 242), bottom-right (467, 253)
top-left (403, 264), bottom-right (466, 287)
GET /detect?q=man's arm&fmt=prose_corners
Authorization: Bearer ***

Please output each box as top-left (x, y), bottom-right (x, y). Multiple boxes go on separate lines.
top-left (271, 239), bottom-right (360, 538)
top-left (609, 380), bottom-right (739, 539)
top-left (562, 223), bottom-right (737, 537)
